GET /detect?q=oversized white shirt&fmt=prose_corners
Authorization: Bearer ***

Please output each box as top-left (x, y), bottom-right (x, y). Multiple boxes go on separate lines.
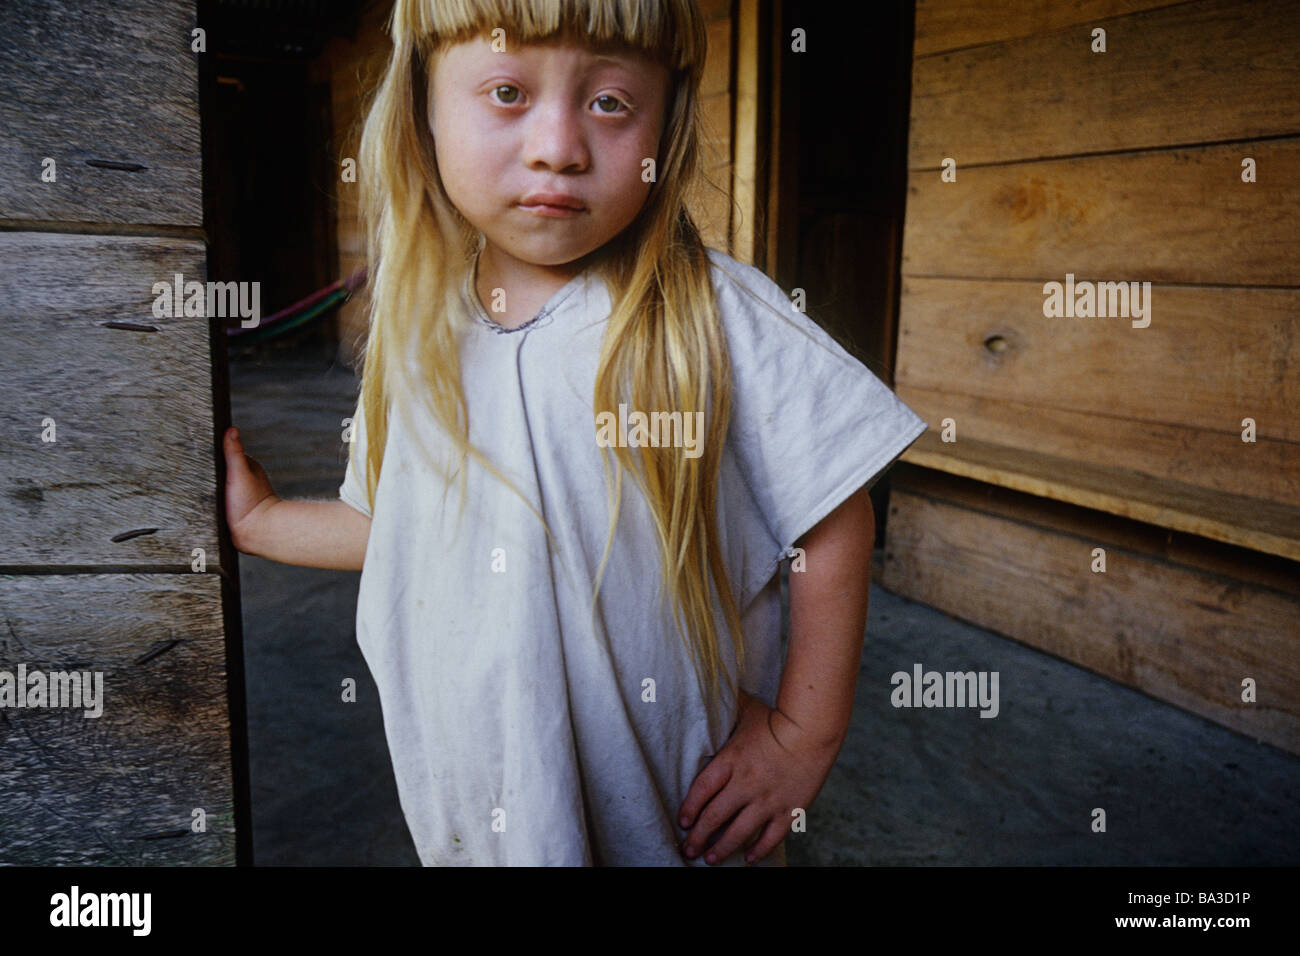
top-left (339, 248), bottom-right (927, 866)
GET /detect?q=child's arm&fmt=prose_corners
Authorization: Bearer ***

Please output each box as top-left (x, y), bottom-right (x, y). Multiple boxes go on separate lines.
top-left (222, 426), bottom-right (371, 571)
top-left (677, 483), bottom-right (875, 865)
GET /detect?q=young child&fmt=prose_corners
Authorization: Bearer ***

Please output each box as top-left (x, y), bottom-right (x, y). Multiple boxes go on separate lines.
top-left (223, 0), bottom-right (926, 867)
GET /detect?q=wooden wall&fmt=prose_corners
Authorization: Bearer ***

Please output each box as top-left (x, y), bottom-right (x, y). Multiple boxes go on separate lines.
top-left (886, 0), bottom-right (1300, 754)
top-left (0, 1), bottom-right (244, 862)
top-left (324, 0), bottom-right (738, 367)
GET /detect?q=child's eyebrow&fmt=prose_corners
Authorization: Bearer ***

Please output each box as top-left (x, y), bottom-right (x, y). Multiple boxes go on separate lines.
top-left (471, 41), bottom-right (653, 83)
top-left (586, 53), bottom-right (652, 77)
top-left (589, 46), bottom-right (654, 65)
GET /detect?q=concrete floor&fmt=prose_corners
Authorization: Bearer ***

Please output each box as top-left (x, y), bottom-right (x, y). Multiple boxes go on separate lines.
top-left (230, 347), bottom-right (1300, 866)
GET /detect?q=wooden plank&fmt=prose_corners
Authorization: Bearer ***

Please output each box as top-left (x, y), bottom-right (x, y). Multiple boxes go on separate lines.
top-left (882, 484), bottom-right (1300, 755)
top-left (702, 15), bottom-right (732, 98)
top-left (901, 138), bottom-right (1300, 285)
top-left (913, 0), bottom-right (1181, 57)
top-left (0, 574), bottom-right (236, 864)
top-left (897, 384), bottom-right (1300, 509)
top-left (763, 0), bottom-right (787, 283)
top-left (691, 90), bottom-right (734, 249)
top-left (900, 430), bottom-right (1300, 562)
top-left (696, 0), bottom-right (734, 268)
top-left (892, 463), bottom-right (1300, 600)
top-left (896, 278), bottom-right (1300, 442)
top-left (730, 0), bottom-right (761, 264)
top-left (0, 233), bottom-right (220, 568)
top-left (909, 0), bottom-right (1300, 168)
top-left (0, 0), bottom-right (201, 227)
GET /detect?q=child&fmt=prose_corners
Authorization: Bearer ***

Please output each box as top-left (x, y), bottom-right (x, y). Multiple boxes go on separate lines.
top-left (223, 0), bottom-right (926, 867)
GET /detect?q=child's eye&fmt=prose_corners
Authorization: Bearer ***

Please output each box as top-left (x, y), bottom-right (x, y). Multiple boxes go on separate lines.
top-left (490, 85), bottom-right (521, 105)
top-left (592, 94), bottom-right (628, 114)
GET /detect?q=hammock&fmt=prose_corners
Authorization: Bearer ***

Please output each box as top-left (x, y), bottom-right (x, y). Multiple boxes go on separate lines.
top-left (224, 267), bottom-right (368, 342)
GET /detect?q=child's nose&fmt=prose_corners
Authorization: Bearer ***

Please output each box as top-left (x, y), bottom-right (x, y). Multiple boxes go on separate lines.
top-left (522, 103), bottom-right (590, 173)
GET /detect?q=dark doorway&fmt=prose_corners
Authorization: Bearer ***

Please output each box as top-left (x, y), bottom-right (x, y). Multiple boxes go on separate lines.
top-left (772, 0), bottom-right (916, 541)
top-left (199, 0), bottom-right (363, 358)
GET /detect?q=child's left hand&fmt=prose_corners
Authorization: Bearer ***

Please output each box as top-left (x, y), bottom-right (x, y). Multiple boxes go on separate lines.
top-left (677, 689), bottom-right (843, 865)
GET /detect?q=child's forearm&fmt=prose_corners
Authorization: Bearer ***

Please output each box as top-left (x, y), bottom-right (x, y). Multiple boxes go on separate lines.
top-left (240, 498), bottom-right (371, 571)
top-left (777, 485), bottom-right (876, 749)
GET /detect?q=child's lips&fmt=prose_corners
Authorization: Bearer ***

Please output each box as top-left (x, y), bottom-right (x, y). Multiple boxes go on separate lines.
top-left (518, 204), bottom-right (584, 218)
top-left (517, 193), bottom-right (587, 217)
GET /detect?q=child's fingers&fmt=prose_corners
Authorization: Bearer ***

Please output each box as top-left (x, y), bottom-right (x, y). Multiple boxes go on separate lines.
top-left (743, 817), bottom-right (789, 865)
top-left (224, 428), bottom-right (273, 500)
top-left (225, 429), bottom-right (262, 476)
top-left (697, 803), bottom-right (767, 866)
top-left (676, 755), bottom-right (732, 829)
top-left (681, 784), bottom-right (746, 861)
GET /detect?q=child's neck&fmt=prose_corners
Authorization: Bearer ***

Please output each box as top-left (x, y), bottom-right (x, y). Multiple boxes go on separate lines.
top-left (474, 243), bottom-right (587, 330)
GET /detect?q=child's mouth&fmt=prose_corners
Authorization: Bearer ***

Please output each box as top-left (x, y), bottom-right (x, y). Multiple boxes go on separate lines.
top-left (518, 204), bottom-right (584, 217)
top-left (517, 193), bottom-right (587, 217)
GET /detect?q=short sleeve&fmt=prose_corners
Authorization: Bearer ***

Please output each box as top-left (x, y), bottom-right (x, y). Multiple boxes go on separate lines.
top-left (339, 397), bottom-right (373, 518)
top-left (709, 250), bottom-right (927, 553)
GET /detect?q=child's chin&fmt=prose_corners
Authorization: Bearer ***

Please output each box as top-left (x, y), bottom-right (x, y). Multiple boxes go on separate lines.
top-left (507, 241), bottom-right (602, 269)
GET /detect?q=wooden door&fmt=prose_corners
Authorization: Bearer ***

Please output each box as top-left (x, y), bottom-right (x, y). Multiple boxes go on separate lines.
top-left (0, 0), bottom-right (247, 864)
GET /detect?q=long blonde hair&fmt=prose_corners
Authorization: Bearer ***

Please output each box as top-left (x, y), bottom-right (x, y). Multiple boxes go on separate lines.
top-left (352, 0), bottom-right (744, 723)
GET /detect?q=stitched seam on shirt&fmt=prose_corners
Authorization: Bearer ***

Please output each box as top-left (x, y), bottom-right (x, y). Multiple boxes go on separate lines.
top-left (465, 267), bottom-right (588, 335)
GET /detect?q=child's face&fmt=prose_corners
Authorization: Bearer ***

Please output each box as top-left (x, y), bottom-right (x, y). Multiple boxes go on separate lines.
top-left (429, 35), bottom-right (670, 270)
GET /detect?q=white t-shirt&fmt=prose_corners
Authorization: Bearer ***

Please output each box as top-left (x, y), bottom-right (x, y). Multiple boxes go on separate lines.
top-left (339, 248), bottom-right (926, 866)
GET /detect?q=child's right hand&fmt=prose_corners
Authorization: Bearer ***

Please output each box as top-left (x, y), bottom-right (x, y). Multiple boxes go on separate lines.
top-left (223, 426), bottom-right (280, 554)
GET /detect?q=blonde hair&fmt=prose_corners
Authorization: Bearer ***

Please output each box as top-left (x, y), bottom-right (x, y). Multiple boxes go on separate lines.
top-left (352, 0), bottom-right (744, 725)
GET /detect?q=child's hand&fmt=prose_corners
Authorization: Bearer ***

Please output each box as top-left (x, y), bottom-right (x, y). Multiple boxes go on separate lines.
top-left (222, 426), bottom-right (279, 554)
top-left (677, 689), bottom-right (842, 865)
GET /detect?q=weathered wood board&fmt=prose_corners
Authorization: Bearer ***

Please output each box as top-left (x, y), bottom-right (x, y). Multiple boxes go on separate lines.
top-left (0, 233), bottom-right (220, 569)
top-left (0, 573), bottom-right (235, 865)
top-left (0, 0), bottom-right (240, 868)
top-left (894, 464), bottom-right (1300, 599)
top-left (902, 137), bottom-right (1300, 284)
top-left (0, 0), bottom-right (202, 226)
top-left (896, 384), bottom-right (1300, 509)
top-left (896, 278), bottom-right (1300, 443)
top-left (900, 429), bottom-right (1300, 562)
top-left (895, 0), bottom-right (1300, 756)
top-left (910, 0), bottom-right (1300, 167)
top-left (883, 468), bottom-right (1300, 756)
top-left (913, 0), bottom-right (1180, 56)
